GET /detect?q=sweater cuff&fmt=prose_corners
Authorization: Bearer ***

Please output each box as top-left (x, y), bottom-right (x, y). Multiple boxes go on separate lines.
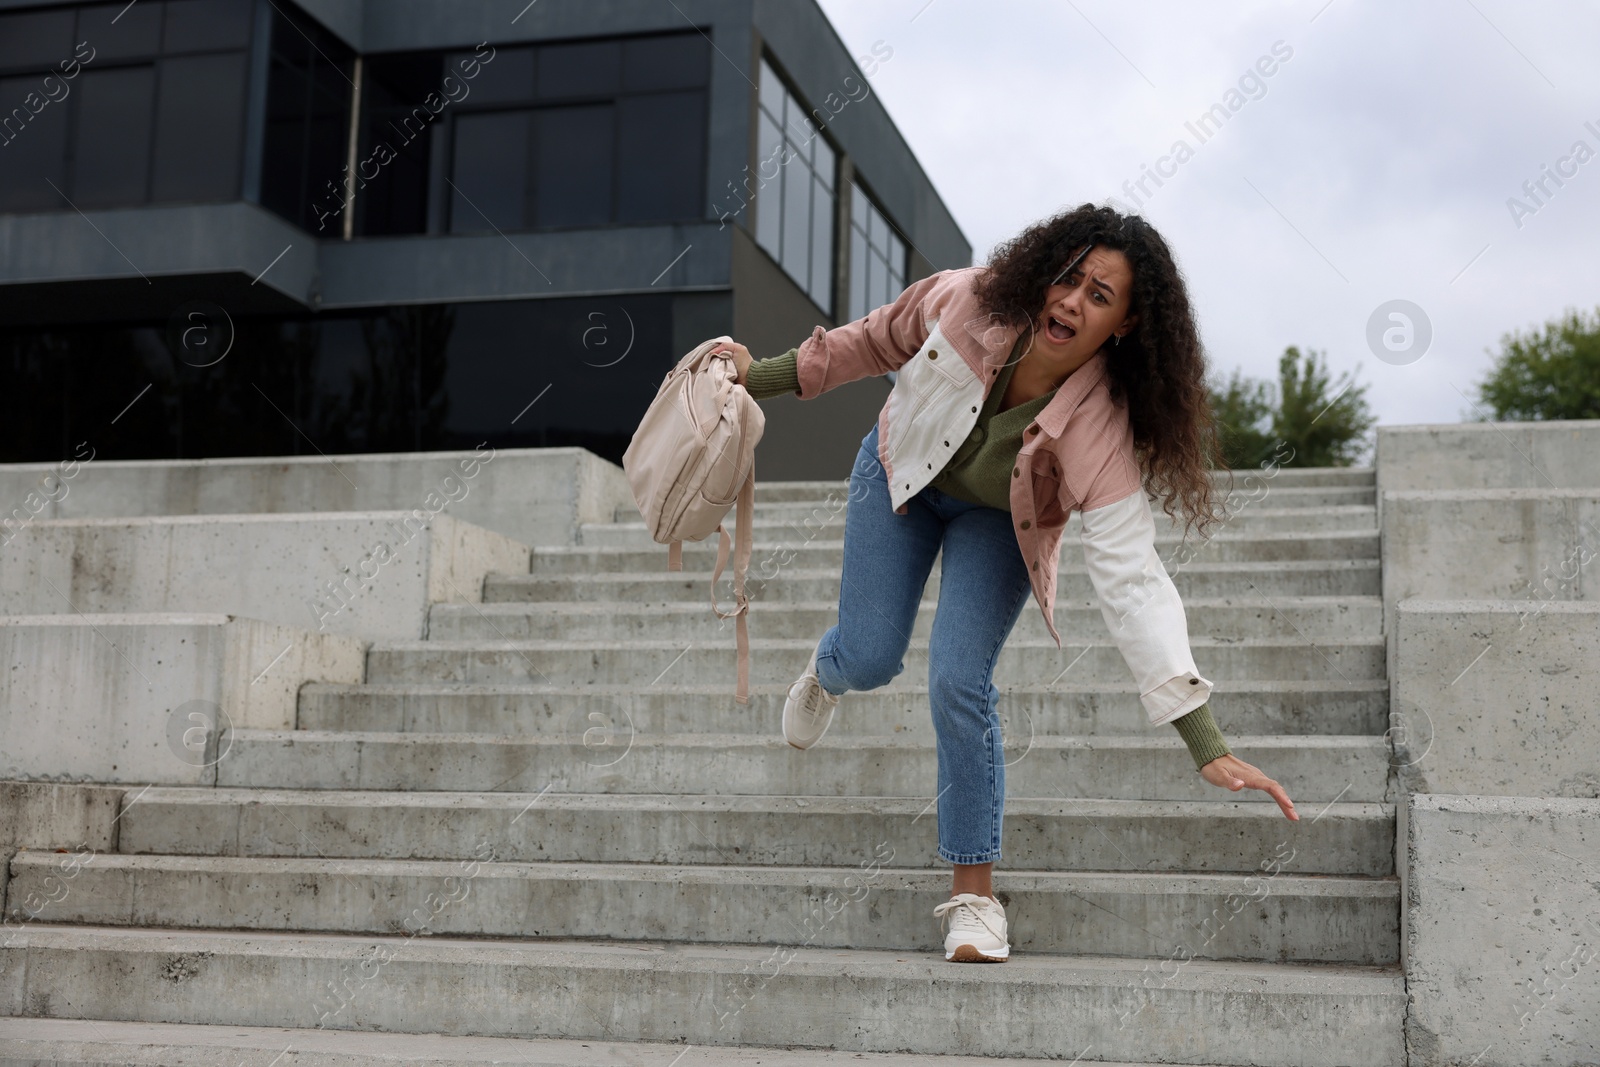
top-left (1169, 702), bottom-right (1232, 771)
top-left (743, 349), bottom-right (801, 400)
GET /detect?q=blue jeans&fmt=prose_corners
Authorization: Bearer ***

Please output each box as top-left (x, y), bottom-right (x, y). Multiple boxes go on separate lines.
top-left (813, 423), bottom-right (1034, 864)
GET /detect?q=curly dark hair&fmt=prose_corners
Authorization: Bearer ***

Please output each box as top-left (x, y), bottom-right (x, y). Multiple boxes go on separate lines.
top-left (973, 202), bottom-right (1224, 537)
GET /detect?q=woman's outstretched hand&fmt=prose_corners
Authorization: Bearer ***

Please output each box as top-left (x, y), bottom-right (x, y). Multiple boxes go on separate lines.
top-left (711, 340), bottom-right (753, 385)
top-left (1199, 754), bottom-right (1299, 820)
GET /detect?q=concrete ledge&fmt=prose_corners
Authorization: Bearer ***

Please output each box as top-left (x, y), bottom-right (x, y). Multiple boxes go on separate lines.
top-left (1403, 792), bottom-right (1600, 1066)
top-left (1391, 600), bottom-right (1599, 798)
top-left (1377, 420), bottom-right (1600, 494)
top-left (0, 513), bottom-right (529, 640)
top-left (0, 614), bottom-right (364, 785)
top-left (0, 446), bottom-right (630, 547)
top-left (1380, 489), bottom-right (1600, 638)
top-left (0, 202), bottom-right (314, 305)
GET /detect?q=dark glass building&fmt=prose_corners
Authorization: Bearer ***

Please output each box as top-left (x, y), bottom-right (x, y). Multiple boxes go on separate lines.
top-left (0, 0), bottom-right (969, 478)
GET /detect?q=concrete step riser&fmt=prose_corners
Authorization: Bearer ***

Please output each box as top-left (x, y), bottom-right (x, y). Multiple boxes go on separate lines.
top-left (748, 470), bottom-right (1377, 500)
top-left (426, 600), bottom-right (1385, 642)
top-left (484, 566), bottom-right (1382, 604)
top-left (364, 640), bottom-right (1387, 686)
top-left (637, 489), bottom-right (1378, 525)
top-left (6, 856), bottom-right (1398, 964)
top-left (0, 926), bottom-right (1407, 1064)
top-left (0, 1018), bottom-right (1383, 1067)
top-left (529, 535), bottom-right (1381, 574)
top-left (298, 683), bottom-right (1390, 738)
top-left (217, 732), bottom-right (1390, 803)
top-left (119, 791), bottom-right (1395, 876)
top-left (581, 508), bottom-right (1378, 545)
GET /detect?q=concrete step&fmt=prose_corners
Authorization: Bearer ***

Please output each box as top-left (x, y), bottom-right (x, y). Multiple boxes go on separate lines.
top-left (746, 467), bottom-right (1375, 502)
top-left (719, 487), bottom-right (1375, 526)
top-left (582, 504), bottom-right (1378, 545)
top-left (216, 730), bottom-right (1388, 803)
top-left (0, 925), bottom-right (1406, 1064)
top-left (299, 679), bottom-right (1390, 737)
top-left (484, 560), bottom-right (1383, 604)
top-left (427, 595), bottom-right (1384, 642)
top-left (117, 788), bottom-right (1393, 875)
top-left (6, 852), bottom-right (1399, 964)
top-left (528, 530), bottom-right (1381, 575)
top-left (363, 636), bottom-right (1387, 687)
top-left (0, 1017), bottom-right (1268, 1067)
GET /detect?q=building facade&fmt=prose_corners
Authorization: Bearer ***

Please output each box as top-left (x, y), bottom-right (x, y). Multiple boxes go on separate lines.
top-left (0, 0), bottom-right (969, 479)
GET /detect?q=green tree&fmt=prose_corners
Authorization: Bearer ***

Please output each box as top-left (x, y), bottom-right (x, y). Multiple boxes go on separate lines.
top-left (1273, 345), bottom-right (1375, 467)
top-left (1474, 306), bottom-right (1600, 421)
top-left (1207, 346), bottom-right (1376, 468)
top-left (1209, 368), bottom-right (1277, 469)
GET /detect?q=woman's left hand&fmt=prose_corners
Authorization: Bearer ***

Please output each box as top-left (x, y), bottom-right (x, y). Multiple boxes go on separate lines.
top-left (1199, 754), bottom-right (1298, 820)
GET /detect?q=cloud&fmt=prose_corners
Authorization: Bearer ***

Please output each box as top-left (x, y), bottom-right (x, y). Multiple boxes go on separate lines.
top-left (813, 0), bottom-right (1600, 426)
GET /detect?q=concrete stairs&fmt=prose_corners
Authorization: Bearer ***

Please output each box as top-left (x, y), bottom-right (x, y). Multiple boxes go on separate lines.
top-left (2, 467), bottom-right (1403, 1065)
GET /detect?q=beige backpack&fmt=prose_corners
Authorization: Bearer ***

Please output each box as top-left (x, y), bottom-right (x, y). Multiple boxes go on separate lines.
top-left (621, 335), bottom-right (765, 704)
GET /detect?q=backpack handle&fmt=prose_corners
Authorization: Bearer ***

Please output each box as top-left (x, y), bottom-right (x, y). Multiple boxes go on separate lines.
top-left (708, 469), bottom-right (756, 704)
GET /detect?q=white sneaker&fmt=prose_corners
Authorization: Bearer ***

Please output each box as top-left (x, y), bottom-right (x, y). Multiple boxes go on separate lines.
top-left (782, 637), bottom-right (841, 750)
top-left (933, 893), bottom-right (1010, 962)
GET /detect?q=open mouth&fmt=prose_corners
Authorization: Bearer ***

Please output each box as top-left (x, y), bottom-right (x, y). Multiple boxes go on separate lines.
top-left (1046, 316), bottom-right (1076, 343)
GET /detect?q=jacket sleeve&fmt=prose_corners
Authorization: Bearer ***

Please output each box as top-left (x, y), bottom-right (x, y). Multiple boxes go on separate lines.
top-left (793, 269), bottom-right (950, 400)
top-left (743, 349), bottom-right (801, 400)
top-left (1077, 486), bottom-right (1214, 727)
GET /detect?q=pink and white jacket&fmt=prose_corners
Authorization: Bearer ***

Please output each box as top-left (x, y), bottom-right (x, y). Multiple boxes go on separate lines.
top-left (792, 266), bottom-right (1211, 726)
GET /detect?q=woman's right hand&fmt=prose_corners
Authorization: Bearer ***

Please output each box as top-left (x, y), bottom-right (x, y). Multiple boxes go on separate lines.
top-left (711, 340), bottom-right (754, 385)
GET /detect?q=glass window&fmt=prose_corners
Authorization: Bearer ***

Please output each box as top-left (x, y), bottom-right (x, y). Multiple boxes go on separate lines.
top-left (779, 151), bottom-right (810, 284)
top-left (616, 90), bottom-right (704, 222)
top-left (262, 32), bottom-right (312, 213)
top-left (535, 105), bottom-right (613, 226)
top-left (152, 52), bottom-right (247, 202)
top-left (0, 73), bottom-right (71, 210)
top-left (848, 180), bottom-right (907, 322)
top-left (0, 0), bottom-right (282, 216)
top-left (752, 56), bottom-right (835, 314)
top-left (786, 107), bottom-right (817, 167)
top-left (814, 135), bottom-right (835, 191)
top-left (71, 66), bottom-right (155, 207)
top-left (622, 34), bottom-right (709, 92)
top-left (848, 219), bottom-right (867, 328)
top-left (0, 293), bottom-right (686, 467)
top-left (162, 0), bottom-right (252, 54)
top-left (78, 2), bottom-right (163, 62)
top-left (754, 108), bottom-right (784, 176)
top-left (758, 60), bottom-right (783, 119)
top-left (258, 4), bottom-right (355, 232)
top-left (538, 39), bottom-right (620, 99)
top-left (0, 9), bottom-right (74, 73)
top-left (808, 175), bottom-right (831, 301)
top-left (362, 31), bottom-right (707, 236)
top-left (454, 44), bottom-right (533, 104)
top-left (449, 111), bottom-right (531, 232)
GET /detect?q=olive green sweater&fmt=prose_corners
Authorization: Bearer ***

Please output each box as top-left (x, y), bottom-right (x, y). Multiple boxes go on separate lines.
top-left (744, 348), bottom-right (1233, 770)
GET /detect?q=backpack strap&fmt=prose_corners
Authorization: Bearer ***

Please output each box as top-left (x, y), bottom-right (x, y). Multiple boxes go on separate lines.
top-left (709, 469), bottom-right (756, 704)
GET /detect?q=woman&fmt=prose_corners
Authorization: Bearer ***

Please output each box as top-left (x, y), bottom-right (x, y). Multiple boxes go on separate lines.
top-left (714, 203), bottom-right (1298, 964)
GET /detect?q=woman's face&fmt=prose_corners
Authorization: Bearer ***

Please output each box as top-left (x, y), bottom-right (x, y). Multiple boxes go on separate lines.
top-left (1033, 244), bottom-right (1138, 358)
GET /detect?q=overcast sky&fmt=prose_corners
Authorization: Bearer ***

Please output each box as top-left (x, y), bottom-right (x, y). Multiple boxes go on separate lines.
top-left (813, 0), bottom-right (1600, 430)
